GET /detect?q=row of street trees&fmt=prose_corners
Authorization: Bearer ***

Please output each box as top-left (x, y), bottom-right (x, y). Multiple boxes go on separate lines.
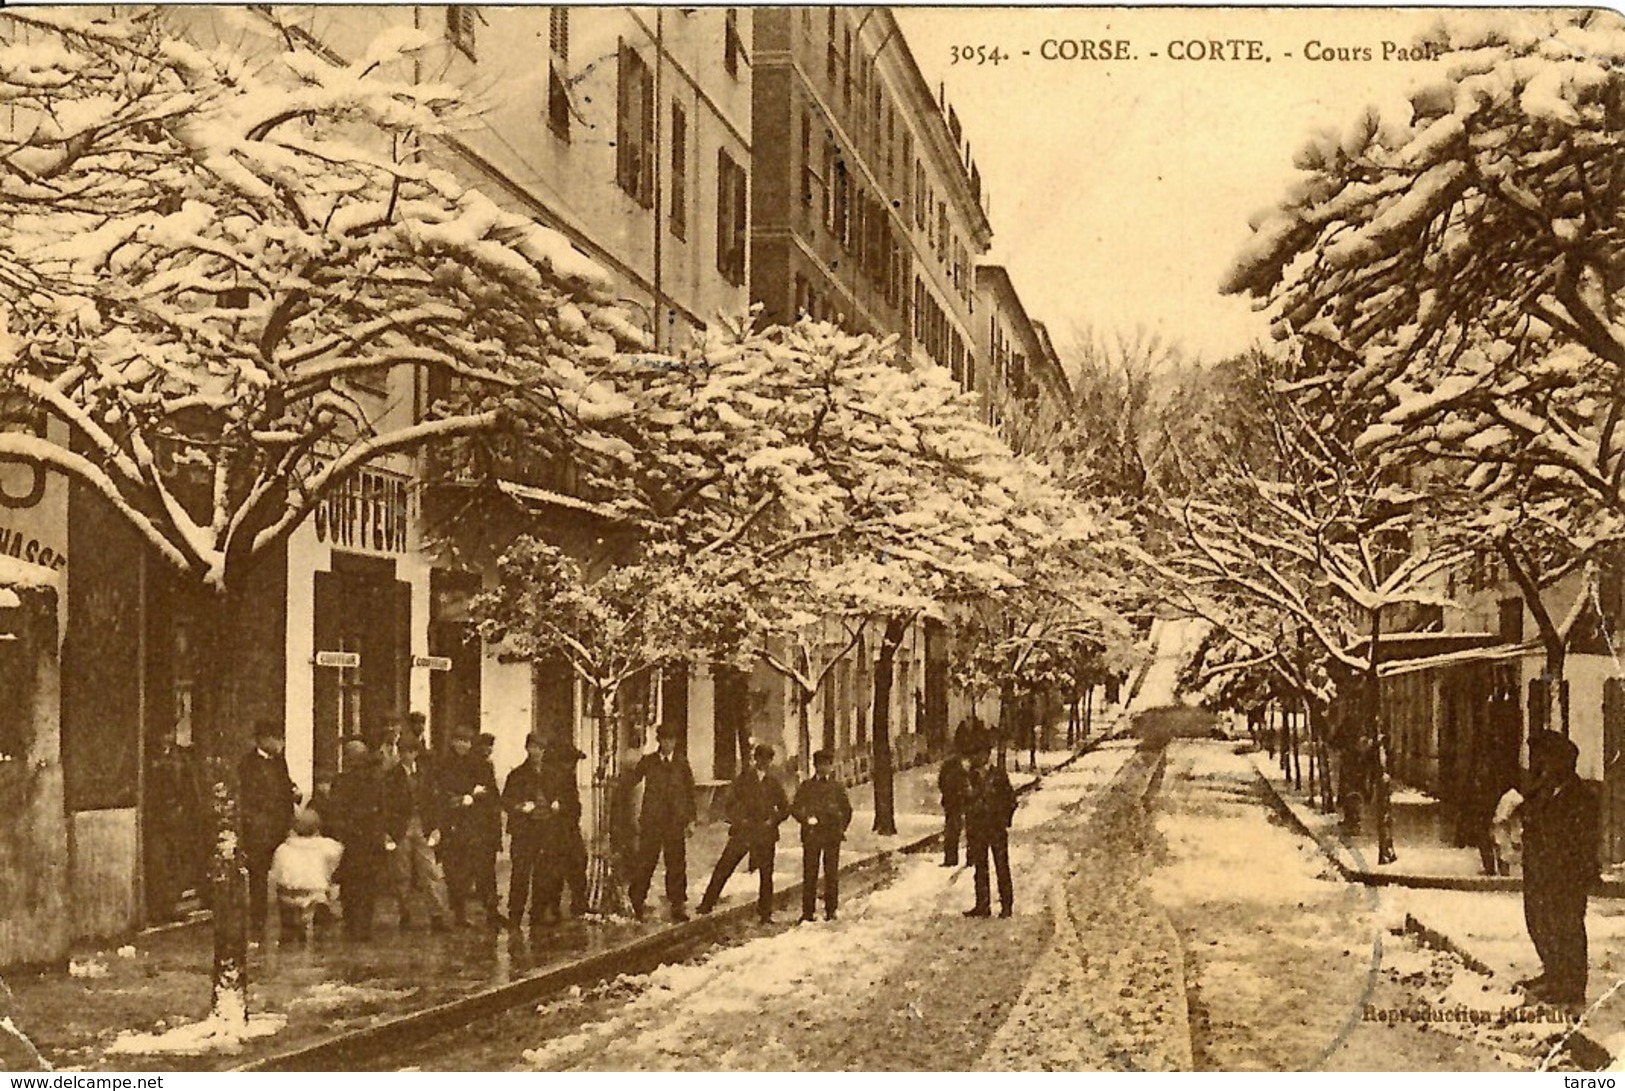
top-left (1149, 11), bottom-right (1625, 864)
top-left (0, 8), bottom-right (1145, 1031)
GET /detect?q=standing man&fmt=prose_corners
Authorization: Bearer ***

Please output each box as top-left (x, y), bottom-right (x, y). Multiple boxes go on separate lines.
top-left (697, 744), bottom-right (790, 922)
top-left (539, 743), bottom-right (588, 920)
top-left (1519, 730), bottom-right (1599, 1007)
top-left (938, 748), bottom-right (969, 868)
top-left (963, 734), bottom-right (1018, 919)
top-left (502, 734), bottom-right (552, 930)
top-left (628, 724), bottom-right (697, 922)
top-left (437, 727), bottom-right (499, 926)
top-left (383, 733), bottom-right (452, 931)
top-left (239, 721), bottom-right (298, 936)
top-left (329, 737), bottom-right (388, 940)
top-left (792, 750), bottom-right (852, 922)
top-left (472, 734), bottom-right (504, 924)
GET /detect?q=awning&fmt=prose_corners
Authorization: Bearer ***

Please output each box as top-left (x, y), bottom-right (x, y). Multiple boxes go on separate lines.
top-left (1377, 640), bottom-right (1540, 679)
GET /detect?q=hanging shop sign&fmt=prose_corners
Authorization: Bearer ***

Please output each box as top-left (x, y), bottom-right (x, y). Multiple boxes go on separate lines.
top-left (313, 468), bottom-right (410, 555)
top-left (314, 650), bottom-right (361, 669)
top-left (413, 655), bottom-right (453, 672)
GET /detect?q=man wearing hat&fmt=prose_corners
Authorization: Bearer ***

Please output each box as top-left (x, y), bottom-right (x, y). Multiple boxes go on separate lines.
top-left (437, 726), bottom-right (501, 926)
top-left (502, 734), bottom-right (554, 930)
top-left (627, 724), bottom-right (697, 922)
top-left (472, 734), bottom-right (503, 923)
top-left (697, 744), bottom-right (790, 923)
top-left (962, 732), bottom-right (1018, 919)
top-left (538, 741), bottom-right (588, 920)
top-left (238, 721), bottom-right (298, 936)
top-left (791, 749), bottom-right (853, 922)
top-left (384, 730), bottom-right (452, 931)
top-left (1519, 729), bottom-right (1599, 1006)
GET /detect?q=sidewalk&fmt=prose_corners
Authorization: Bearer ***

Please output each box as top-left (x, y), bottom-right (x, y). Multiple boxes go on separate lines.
top-left (1252, 748), bottom-right (1530, 892)
top-left (5, 742), bottom-right (1106, 1072)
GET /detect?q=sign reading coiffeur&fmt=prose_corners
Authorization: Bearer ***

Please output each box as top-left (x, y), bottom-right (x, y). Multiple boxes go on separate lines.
top-left (313, 468), bottom-right (409, 554)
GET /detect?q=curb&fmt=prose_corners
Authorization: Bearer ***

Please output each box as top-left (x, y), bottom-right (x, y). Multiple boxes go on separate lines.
top-left (239, 734), bottom-right (1120, 1071)
top-left (1246, 751), bottom-right (1625, 897)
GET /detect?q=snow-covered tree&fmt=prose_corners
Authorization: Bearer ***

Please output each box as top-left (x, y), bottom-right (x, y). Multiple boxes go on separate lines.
top-left (1156, 350), bottom-right (1461, 863)
top-left (1222, 11), bottom-right (1625, 741)
top-left (1223, 12), bottom-right (1625, 520)
top-left (473, 539), bottom-right (756, 916)
top-left (0, 9), bottom-right (640, 1020)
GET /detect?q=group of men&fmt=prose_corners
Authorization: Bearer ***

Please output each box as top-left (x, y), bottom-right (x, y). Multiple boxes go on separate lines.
top-left (235, 715), bottom-right (873, 936)
top-left (640, 725), bottom-right (857, 925)
top-left (237, 715), bottom-right (585, 939)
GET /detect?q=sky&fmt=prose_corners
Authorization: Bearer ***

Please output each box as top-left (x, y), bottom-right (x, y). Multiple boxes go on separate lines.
top-left (893, 7), bottom-right (1469, 365)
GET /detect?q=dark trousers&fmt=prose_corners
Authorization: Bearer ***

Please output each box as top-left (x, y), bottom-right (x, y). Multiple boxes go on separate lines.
top-left (536, 836), bottom-right (586, 918)
top-left (341, 854), bottom-right (383, 939)
top-left (801, 839), bottom-right (840, 919)
top-left (943, 809), bottom-right (965, 866)
top-left (629, 828), bottom-right (688, 911)
top-left (245, 839), bottom-right (277, 931)
top-left (970, 829), bottom-right (1013, 913)
top-left (1526, 883), bottom-right (1589, 999)
top-left (699, 833), bottom-right (776, 918)
top-left (508, 836), bottom-right (549, 925)
top-left (475, 848), bottom-right (499, 912)
top-left (442, 832), bottom-right (476, 917)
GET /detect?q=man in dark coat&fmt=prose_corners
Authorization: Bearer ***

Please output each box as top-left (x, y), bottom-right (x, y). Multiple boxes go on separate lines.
top-left (697, 744), bottom-right (790, 922)
top-left (383, 732), bottom-right (451, 930)
top-left (502, 734), bottom-right (553, 930)
top-left (473, 734), bottom-right (503, 921)
top-left (238, 721), bottom-right (298, 934)
top-left (938, 751), bottom-right (969, 868)
top-left (963, 735), bottom-right (1018, 918)
top-left (791, 749), bottom-right (853, 922)
top-left (1519, 730), bottom-right (1599, 1007)
top-left (628, 724), bottom-right (697, 922)
top-left (329, 737), bottom-right (388, 939)
top-left (436, 727), bottom-right (501, 926)
top-left (537, 742), bottom-right (588, 921)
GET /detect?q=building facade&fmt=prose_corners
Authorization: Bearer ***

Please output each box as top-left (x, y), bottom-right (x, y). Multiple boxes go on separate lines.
top-left (6, 6), bottom-right (1090, 960)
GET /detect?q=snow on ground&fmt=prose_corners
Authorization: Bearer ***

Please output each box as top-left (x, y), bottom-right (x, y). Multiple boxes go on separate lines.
top-left (287, 983), bottom-right (420, 1011)
top-left (103, 1014), bottom-right (288, 1057)
top-left (1150, 744), bottom-right (1341, 909)
top-left (511, 754), bottom-right (1137, 1072)
top-left (519, 855), bottom-right (969, 1070)
top-left (1012, 742), bottom-right (1138, 831)
top-left (1129, 617), bottom-right (1209, 711)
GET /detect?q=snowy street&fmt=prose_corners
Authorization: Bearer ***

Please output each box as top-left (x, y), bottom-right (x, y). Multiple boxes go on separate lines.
top-left (388, 711), bottom-right (1588, 1072)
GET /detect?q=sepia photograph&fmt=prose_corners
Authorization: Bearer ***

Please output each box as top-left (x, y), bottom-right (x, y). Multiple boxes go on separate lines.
top-left (0, 1), bottom-right (1619, 1074)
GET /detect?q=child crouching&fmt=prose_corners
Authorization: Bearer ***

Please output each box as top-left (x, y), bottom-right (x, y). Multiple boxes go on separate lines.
top-left (269, 807), bottom-right (344, 938)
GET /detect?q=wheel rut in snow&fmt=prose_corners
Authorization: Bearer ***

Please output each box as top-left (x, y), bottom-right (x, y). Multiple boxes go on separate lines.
top-left (979, 739), bottom-right (1194, 1071)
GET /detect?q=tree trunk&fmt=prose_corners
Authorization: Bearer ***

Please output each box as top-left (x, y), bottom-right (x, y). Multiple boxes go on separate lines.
top-left (996, 675), bottom-right (1013, 771)
top-left (1543, 637), bottom-right (1570, 737)
top-left (586, 684), bottom-right (631, 918)
top-left (797, 683), bottom-right (813, 778)
top-left (1289, 708), bottom-right (1302, 791)
top-left (870, 616), bottom-right (908, 836)
top-left (1084, 686), bottom-right (1093, 739)
top-left (194, 581), bottom-right (250, 1025)
top-left (1024, 692), bottom-right (1036, 770)
top-left (1367, 610), bottom-right (1397, 866)
top-left (1304, 703), bottom-right (1318, 806)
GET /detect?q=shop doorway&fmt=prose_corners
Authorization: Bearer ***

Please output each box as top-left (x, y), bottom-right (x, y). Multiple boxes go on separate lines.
top-left (312, 554), bottom-right (410, 784)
